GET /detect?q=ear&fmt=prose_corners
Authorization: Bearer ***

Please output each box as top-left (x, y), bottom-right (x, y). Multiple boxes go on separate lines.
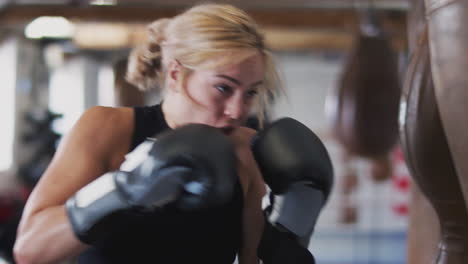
top-left (167, 59), bottom-right (182, 92)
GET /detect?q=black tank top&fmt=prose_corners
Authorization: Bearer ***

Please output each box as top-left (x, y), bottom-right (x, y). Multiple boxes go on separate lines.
top-left (78, 104), bottom-right (244, 264)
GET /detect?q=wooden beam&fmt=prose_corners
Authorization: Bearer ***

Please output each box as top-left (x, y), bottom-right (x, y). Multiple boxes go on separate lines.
top-left (0, 4), bottom-right (406, 34)
top-left (264, 28), bottom-right (406, 52)
top-left (1, 4), bottom-right (407, 51)
top-left (71, 23), bottom-right (406, 52)
top-left (0, 5), bottom-right (180, 24)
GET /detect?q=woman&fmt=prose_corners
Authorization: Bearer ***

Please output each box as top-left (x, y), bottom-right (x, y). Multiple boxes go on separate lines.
top-left (13, 3), bottom-right (282, 264)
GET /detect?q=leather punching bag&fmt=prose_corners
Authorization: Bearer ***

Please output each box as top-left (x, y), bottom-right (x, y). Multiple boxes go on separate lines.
top-left (400, 0), bottom-right (468, 262)
top-left (400, 25), bottom-right (468, 263)
top-left (403, 0), bottom-right (440, 263)
top-left (425, 0), bottom-right (468, 206)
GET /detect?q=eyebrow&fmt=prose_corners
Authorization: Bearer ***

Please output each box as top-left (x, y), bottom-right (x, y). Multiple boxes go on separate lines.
top-left (216, 74), bottom-right (263, 88)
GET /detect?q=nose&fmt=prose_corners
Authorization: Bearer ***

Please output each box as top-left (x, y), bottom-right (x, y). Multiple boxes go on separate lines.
top-left (224, 96), bottom-right (246, 121)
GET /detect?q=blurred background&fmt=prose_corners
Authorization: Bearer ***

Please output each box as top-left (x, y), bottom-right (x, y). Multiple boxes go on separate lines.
top-left (0, 0), bottom-right (410, 263)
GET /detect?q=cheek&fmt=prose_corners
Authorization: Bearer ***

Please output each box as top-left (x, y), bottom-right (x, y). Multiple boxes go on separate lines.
top-left (201, 96), bottom-right (225, 117)
top-left (186, 84), bottom-right (225, 116)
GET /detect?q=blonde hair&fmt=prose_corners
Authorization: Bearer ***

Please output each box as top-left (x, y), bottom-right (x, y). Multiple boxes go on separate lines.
top-left (126, 3), bottom-right (282, 123)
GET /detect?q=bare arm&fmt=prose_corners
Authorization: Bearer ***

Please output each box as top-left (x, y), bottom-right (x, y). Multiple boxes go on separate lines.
top-left (14, 106), bottom-right (133, 264)
top-left (233, 128), bottom-right (266, 264)
top-left (238, 168), bottom-right (266, 264)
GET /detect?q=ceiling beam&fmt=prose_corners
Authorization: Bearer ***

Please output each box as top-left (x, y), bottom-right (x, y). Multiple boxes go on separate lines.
top-left (0, 4), bottom-right (407, 51)
top-left (71, 22), bottom-right (406, 52)
top-left (0, 4), bottom-right (406, 32)
top-left (264, 28), bottom-right (406, 52)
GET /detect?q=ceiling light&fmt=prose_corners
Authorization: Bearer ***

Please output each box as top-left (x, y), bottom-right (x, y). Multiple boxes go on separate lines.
top-left (90, 0), bottom-right (117, 6)
top-left (25, 16), bottom-right (74, 39)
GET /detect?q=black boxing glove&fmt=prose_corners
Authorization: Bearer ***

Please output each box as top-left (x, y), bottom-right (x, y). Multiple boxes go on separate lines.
top-left (251, 117), bottom-right (334, 263)
top-left (66, 124), bottom-right (237, 244)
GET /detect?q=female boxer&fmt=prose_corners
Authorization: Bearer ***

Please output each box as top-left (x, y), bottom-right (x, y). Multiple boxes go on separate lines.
top-left (13, 4), bottom-right (282, 263)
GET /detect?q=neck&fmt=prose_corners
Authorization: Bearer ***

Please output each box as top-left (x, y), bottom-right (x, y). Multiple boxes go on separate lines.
top-left (161, 100), bottom-right (176, 129)
top-left (162, 88), bottom-right (208, 129)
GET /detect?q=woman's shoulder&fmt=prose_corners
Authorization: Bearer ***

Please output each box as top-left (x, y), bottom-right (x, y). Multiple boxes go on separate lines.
top-left (81, 105), bottom-right (132, 121)
top-left (64, 106), bottom-right (134, 165)
top-left (75, 106), bottom-right (133, 134)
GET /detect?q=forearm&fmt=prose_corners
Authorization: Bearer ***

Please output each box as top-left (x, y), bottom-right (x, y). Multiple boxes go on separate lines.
top-left (239, 211), bottom-right (264, 264)
top-left (239, 181), bottom-right (265, 264)
top-left (14, 205), bottom-right (88, 264)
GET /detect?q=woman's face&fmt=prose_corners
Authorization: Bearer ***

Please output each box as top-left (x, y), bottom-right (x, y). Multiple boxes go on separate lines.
top-left (179, 53), bottom-right (264, 132)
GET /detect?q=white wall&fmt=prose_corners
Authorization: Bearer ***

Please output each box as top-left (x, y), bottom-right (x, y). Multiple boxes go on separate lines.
top-left (0, 38), bottom-right (18, 183)
top-left (271, 52), bottom-right (343, 138)
top-left (271, 51), bottom-right (409, 264)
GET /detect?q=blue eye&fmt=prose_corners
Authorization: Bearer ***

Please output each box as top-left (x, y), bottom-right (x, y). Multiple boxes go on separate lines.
top-left (246, 90), bottom-right (258, 97)
top-left (215, 84), bottom-right (232, 94)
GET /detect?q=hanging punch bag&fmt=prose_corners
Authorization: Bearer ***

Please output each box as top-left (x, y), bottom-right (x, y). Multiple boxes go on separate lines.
top-left (329, 8), bottom-right (401, 181)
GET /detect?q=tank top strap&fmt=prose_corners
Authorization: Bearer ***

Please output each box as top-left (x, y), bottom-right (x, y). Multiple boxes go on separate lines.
top-left (130, 103), bottom-right (170, 152)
